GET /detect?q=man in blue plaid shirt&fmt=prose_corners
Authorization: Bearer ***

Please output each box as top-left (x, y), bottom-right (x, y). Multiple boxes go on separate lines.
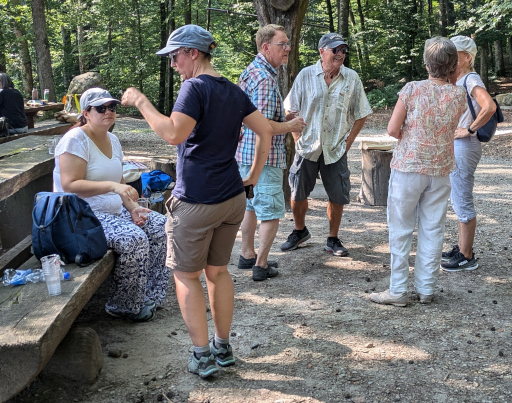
top-left (236, 24), bottom-right (306, 282)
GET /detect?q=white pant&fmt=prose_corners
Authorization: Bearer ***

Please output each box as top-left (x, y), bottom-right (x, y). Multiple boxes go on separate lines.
top-left (387, 170), bottom-right (451, 295)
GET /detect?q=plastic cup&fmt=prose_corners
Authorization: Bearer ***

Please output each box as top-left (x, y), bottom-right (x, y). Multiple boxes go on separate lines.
top-left (48, 137), bottom-right (59, 155)
top-left (41, 254), bottom-right (61, 296)
top-left (137, 198), bottom-right (149, 218)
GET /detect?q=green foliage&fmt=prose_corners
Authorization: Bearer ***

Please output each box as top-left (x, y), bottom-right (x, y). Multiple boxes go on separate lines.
top-left (366, 84), bottom-right (403, 108)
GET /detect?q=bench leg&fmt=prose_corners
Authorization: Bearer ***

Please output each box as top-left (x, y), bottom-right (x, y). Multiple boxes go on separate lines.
top-left (42, 327), bottom-right (103, 384)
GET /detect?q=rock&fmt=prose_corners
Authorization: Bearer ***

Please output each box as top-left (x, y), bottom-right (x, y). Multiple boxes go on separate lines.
top-left (231, 332), bottom-right (237, 337)
top-left (492, 300), bottom-right (497, 304)
top-left (336, 308), bottom-right (342, 312)
top-left (123, 353), bottom-right (129, 358)
top-left (66, 72), bottom-right (104, 113)
top-left (496, 93), bottom-right (512, 106)
top-left (468, 290), bottom-right (472, 293)
top-left (344, 392), bottom-right (351, 399)
top-left (171, 331), bottom-right (178, 335)
top-left (108, 348), bottom-right (122, 358)
top-left (352, 396), bottom-right (365, 403)
top-left (499, 350), bottom-right (504, 357)
top-left (365, 343), bottom-right (374, 348)
top-left (490, 327), bottom-right (496, 331)
top-left (250, 342), bottom-right (260, 349)
top-left (394, 395), bottom-right (401, 401)
top-left (409, 360), bottom-right (414, 364)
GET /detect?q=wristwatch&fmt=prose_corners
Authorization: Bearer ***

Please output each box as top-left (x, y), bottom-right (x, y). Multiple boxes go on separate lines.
top-left (467, 127), bottom-right (475, 135)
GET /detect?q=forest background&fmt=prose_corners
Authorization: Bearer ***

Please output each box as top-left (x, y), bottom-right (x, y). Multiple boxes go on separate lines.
top-left (1, 0), bottom-right (511, 116)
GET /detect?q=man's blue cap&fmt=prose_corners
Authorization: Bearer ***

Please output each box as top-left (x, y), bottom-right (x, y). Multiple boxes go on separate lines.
top-left (318, 33), bottom-right (348, 50)
top-left (156, 25), bottom-right (215, 56)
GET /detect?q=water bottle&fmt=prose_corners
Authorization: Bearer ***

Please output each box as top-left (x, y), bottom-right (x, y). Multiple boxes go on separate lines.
top-left (43, 89), bottom-right (49, 101)
top-left (31, 88), bottom-right (38, 101)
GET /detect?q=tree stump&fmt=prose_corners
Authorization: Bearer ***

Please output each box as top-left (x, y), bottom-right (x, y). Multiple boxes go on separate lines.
top-left (41, 327), bottom-right (103, 384)
top-left (150, 158), bottom-right (176, 180)
top-left (359, 144), bottom-right (393, 206)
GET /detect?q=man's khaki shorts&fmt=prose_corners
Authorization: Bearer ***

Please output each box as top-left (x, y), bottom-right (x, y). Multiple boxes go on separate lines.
top-left (165, 192), bottom-right (246, 272)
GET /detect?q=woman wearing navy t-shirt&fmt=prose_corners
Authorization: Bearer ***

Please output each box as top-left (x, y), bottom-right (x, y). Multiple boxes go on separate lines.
top-left (122, 25), bottom-right (272, 378)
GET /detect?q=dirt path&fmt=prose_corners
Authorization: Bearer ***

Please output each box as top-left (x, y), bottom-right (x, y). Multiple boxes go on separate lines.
top-left (10, 116), bottom-right (512, 403)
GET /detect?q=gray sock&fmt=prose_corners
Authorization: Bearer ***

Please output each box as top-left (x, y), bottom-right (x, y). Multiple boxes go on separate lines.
top-left (214, 334), bottom-right (229, 348)
top-left (193, 343), bottom-right (210, 359)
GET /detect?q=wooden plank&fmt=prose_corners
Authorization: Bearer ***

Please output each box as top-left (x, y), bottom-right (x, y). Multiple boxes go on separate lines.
top-left (0, 235), bottom-right (32, 276)
top-left (0, 124), bottom-right (73, 145)
top-left (0, 250), bottom-right (115, 402)
top-left (24, 103), bottom-right (64, 114)
top-left (0, 136), bottom-right (54, 202)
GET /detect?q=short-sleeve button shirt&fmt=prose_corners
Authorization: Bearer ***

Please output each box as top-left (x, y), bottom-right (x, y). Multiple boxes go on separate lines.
top-left (284, 60), bottom-right (373, 164)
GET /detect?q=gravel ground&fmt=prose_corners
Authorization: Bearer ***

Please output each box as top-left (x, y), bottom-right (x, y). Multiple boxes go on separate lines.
top-left (11, 110), bottom-right (512, 403)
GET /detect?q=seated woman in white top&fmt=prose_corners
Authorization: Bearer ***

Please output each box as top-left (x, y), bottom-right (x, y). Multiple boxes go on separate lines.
top-left (53, 87), bottom-right (169, 321)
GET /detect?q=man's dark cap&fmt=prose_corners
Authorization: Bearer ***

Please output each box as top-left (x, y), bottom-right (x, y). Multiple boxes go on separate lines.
top-left (318, 33), bottom-right (348, 50)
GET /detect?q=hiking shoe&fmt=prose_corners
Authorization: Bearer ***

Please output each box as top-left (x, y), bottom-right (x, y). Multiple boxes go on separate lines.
top-left (441, 251), bottom-right (478, 272)
top-left (370, 289), bottom-right (408, 307)
top-left (325, 237), bottom-right (349, 257)
top-left (411, 291), bottom-right (434, 304)
top-left (442, 245), bottom-right (460, 262)
top-left (252, 265), bottom-right (279, 281)
top-left (238, 254), bottom-right (278, 270)
top-left (105, 302), bottom-right (156, 322)
top-left (188, 352), bottom-right (219, 378)
top-left (280, 227), bottom-right (311, 251)
top-left (209, 339), bottom-right (235, 367)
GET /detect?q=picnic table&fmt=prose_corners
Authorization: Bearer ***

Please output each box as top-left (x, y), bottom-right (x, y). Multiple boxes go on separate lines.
top-left (0, 135), bottom-right (55, 250)
top-left (24, 103), bottom-right (64, 129)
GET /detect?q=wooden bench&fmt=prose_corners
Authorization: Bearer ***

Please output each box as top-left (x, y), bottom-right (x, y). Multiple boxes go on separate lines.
top-left (0, 237), bottom-right (115, 402)
top-left (0, 136), bottom-right (56, 252)
top-left (0, 123), bottom-right (73, 145)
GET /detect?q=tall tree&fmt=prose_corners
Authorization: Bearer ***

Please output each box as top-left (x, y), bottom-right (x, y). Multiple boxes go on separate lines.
top-left (479, 42), bottom-right (489, 89)
top-left (494, 39), bottom-right (505, 76)
top-left (167, 0), bottom-right (176, 115)
top-left (337, 0), bottom-right (350, 67)
top-left (31, 0), bottom-right (56, 101)
top-left (184, 0), bottom-right (192, 25)
top-left (252, 0), bottom-right (308, 204)
top-left (326, 0), bottom-right (335, 33)
top-left (158, 0), bottom-right (168, 113)
top-left (76, 0), bottom-right (88, 74)
top-left (355, 0), bottom-right (370, 75)
top-left (61, 26), bottom-right (73, 89)
top-left (438, 0), bottom-right (447, 37)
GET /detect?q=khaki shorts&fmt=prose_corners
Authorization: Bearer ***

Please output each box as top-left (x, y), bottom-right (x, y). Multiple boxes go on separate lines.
top-left (165, 192), bottom-right (246, 272)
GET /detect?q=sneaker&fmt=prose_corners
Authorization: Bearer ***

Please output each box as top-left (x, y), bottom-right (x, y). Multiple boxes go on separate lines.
top-left (105, 302), bottom-right (156, 322)
top-left (188, 352), bottom-right (219, 378)
top-left (442, 245), bottom-right (459, 262)
top-left (441, 251), bottom-right (479, 272)
top-left (325, 237), bottom-right (349, 257)
top-left (209, 339), bottom-right (235, 367)
top-left (252, 265), bottom-right (279, 281)
top-left (370, 289), bottom-right (408, 307)
top-left (280, 227), bottom-right (311, 251)
top-left (411, 291), bottom-right (434, 304)
top-left (238, 254), bottom-right (278, 270)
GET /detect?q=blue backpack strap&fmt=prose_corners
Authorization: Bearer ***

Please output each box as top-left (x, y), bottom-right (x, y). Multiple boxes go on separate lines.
top-left (462, 73), bottom-right (478, 121)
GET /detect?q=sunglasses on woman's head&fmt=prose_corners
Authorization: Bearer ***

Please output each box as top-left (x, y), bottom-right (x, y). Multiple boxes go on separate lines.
top-left (92, 104), bottom-right (117, 113)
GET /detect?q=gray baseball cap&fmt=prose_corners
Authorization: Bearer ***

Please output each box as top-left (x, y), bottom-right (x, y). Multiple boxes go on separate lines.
top-left (156, 25), bottom-right (215, 56)
top-left (318, 33), bottom-right (348, 50)
top-left (78, 88), bottom-right (120, 118)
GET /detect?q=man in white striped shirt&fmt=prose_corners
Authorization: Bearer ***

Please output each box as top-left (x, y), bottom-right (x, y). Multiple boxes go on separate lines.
top-left (281, 33), bottom-right (372, 257)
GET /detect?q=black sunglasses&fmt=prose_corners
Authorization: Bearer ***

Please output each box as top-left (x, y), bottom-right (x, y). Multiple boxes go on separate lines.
top-left (331, 47), bottom-right (348, 55)
top-left (92, 104), bottom-right (117, 113)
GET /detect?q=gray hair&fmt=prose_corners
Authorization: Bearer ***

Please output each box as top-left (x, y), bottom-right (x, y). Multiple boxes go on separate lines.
top-left (423, 37), bottom-right (458, 79)
top-left (0, 72), bottom-right (14, 90)
top-left (256, 24), bottom-right (286, 52)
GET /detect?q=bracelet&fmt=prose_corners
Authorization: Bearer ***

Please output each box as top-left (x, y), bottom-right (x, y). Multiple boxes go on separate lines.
top-left (467, 127), bottom-right (475, 134)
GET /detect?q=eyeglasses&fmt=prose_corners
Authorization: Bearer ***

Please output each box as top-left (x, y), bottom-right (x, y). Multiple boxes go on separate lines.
top-left (168, 49), bottom-right (182, 64)
top-left (330, 47), bottom-right (348, 55)
top-left (92, 104), bottom-right (117, 113)
top-left (269, 42), bottom-right (291, 50)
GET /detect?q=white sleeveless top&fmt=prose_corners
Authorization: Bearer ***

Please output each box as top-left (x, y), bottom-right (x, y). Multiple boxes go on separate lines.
top-left (53, 127), bottom-right (124, 215)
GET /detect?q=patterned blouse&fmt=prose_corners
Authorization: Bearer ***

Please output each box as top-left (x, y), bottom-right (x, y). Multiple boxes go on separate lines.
top-left (390, 80), bottom-right (467, 177)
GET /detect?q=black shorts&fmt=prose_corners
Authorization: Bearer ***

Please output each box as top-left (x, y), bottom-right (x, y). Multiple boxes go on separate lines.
top-left (288, 152), bottom-right (351, 205)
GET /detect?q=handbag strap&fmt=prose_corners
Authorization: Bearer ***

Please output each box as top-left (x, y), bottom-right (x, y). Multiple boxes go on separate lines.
top-left (462, 73), bottom-right (478, 121)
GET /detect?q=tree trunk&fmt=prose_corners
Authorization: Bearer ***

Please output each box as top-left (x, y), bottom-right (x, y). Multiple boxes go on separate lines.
top-left (13, 21), bottom-right (34, 97)
top-left (105, 20), bottom-right (112, 82)
top-left (355, 0), bottom-right (370, 74)
top-left (184, 0), bottom-right (192, 25)
top-left (252, 0), bottom-right (308, 206)
top-left (508, 36), bottom-right (512, 70)
top-left (349, 9), bottom-right (363, 72)
top-left (438, 0), bottom-right (447, 37)
top-left (167, 0), bottom-right (176, 115)
top-left (427, 0), bottom-right (433, 36)
top-left (480, 42), bottom-right (489, 89)
top-left (494, 39), bottom-right (505, 76)
top-left (61, 26), bottom-right (73, 89)
top-left (446, 0), bottom-right (455, 27)
top-left (76, 0), bottom-right (88, 74)
top-left (0, 26), bottom-right (5, 73)
top-left (31, 0), bottom-right (56, 101)
top-left (337, 0), bottom-right (350, 67)
top-left (158, 0), bottom-right (167, 113)
top-left (132, 0), bottom-right (144, 92)
top-left (326, 0), bottom-right (335, 33)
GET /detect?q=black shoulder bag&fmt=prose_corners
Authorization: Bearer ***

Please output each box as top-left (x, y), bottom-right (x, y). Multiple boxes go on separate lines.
top-left (463, 73), bottom-right (504, 143)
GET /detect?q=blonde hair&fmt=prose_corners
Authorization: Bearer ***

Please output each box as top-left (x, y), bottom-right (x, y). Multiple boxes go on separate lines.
top-left (256, 24), bottom-right (285, 52)
top-left (423, 37), bottom-right (459, 79)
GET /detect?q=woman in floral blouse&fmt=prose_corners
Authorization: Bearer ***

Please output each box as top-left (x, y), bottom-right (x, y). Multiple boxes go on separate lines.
top-left (370, 37), bottom-right (467, 307)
